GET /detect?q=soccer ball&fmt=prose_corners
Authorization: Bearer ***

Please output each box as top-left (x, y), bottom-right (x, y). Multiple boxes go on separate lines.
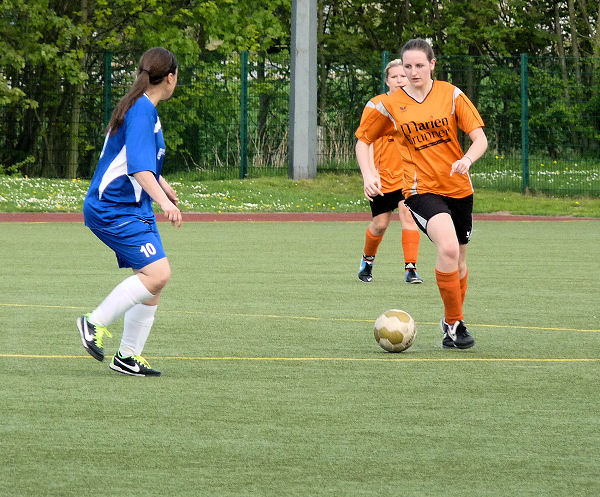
top-left (374, 309), bottom-right (417, 352)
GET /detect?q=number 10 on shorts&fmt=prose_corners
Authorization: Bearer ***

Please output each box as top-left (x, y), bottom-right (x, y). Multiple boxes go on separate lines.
top-left (140, 243), bottom-right (157, 258)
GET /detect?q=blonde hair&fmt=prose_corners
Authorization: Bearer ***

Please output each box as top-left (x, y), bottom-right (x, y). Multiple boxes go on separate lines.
top-left (384, 58), bottom-right (403, 78)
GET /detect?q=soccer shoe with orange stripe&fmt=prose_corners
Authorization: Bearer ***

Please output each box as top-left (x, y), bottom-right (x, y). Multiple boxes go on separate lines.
top-left (77, 314), bottom-right (112, 361)
top-left (441, 319), bottom-right (475, 349)
top-left (109, 352), bottom-right (161, 377)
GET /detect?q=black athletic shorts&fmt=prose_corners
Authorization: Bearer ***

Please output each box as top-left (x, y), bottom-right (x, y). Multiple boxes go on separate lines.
top-left (369, 189), bottom-right (405, 217)
top-left (404, 193), bottom-right (473, 244)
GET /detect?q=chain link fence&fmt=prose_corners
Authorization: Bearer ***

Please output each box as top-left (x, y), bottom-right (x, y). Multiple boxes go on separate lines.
top-left (1, 51), bottom-right (599, 195)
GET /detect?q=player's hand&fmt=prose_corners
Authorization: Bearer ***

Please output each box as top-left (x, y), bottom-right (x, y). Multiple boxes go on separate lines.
top-left (164, 187), bottom-right (178, 207)
top-left (363, 174), bottom-right (383, 201)
top-left (160, 200), bottom-right (182, 228)
top-left (450, 156), bottom-right (472, 176)
top-left (160, 180), bottom-right (179, 207)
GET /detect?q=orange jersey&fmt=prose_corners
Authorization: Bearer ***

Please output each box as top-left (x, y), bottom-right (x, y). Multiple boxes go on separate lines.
top-left (355, 80), bottom-right (485, 198)
top-left (356, 93), bottom-right (406, 193)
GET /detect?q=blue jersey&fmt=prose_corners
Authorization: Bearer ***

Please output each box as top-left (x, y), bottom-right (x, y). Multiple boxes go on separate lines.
top-left (84, 94), bottom-right (165, 229)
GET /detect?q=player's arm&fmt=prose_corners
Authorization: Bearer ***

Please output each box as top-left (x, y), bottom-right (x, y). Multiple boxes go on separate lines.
top-left (356, 139), bottom-right (382, 201)
top-left (158, 175), bottom-right (179, 207)
top-left (451, 93), bottom-right (488, 176)
top-left (133, 171), bottom-right (182, 227)
top-left (450, 127), bottom-right (488, 176)
top-left (355, 100), bottom-right (396, 200)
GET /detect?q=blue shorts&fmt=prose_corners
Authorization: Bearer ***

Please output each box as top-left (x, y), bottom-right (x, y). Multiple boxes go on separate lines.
top-left (90, 218), bottom-right (166, 269)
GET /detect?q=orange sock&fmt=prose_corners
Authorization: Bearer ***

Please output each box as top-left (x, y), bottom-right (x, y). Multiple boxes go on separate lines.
top-left (363, 228), bottom-right (383, 258)
top-left (435, 269), bottom-right (463, 324)
top-left (402, 229), bottom-right (420, 266)
top-left (459, 269), bottom-right (468, 305)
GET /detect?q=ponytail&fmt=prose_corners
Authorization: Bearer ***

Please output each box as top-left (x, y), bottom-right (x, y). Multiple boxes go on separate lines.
top-left (106, 47), bottom-right (178, 135)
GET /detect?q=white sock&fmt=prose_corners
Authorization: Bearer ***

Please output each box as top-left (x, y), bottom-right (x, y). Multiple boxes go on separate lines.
top-left (119, 304), bottom-right (157, 357)
top-left (89, 275), bottom-right (154, 326)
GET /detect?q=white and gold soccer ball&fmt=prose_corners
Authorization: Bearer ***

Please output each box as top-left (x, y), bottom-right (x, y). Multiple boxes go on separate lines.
top-left (374, 309), bottom-right (417, 352)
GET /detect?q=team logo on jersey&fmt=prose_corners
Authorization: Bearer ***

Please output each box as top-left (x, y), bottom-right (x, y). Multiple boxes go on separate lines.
top-left (400, 117), bottom-right (451, 150)
top-left (399, 106), bottom-right (407, 112)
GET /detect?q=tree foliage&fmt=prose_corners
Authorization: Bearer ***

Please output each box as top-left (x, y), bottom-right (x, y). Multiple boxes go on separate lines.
top-left (0, 0), bottom-right (599, 178)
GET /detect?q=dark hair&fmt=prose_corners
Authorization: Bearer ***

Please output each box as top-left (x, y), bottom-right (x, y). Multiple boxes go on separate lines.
top-left (106, 47), bottom-right (178, 135)
top-left (401, 38), bottom-right (436, 62)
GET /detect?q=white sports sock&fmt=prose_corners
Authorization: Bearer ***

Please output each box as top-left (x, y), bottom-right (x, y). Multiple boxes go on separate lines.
top-left (89, 275), bottom-right (154, 326)
top-left (119, 303), bottom-right (158, 357)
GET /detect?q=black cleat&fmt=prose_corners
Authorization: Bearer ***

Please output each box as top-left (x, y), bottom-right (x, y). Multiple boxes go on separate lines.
top-left (441, 319), bottom-right (475, 349)
top-left (77, 314), bottom-right (112, 362)
top-left (109, 352), bottom-right (162, 377)
top-left (358, 257), bottom-right (374, 282)
top-left (405, 268), bottom-right (423, 284)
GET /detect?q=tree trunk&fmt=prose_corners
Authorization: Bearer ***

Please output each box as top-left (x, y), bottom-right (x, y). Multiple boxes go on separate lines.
top-left (576, 0), bottom-right (594, 48)
top-left (67, 85), bottom-right (82, 178)
top-left (317, 3), bottom-right (330, 127)
top-left (567, 0), bottom-right (582, 85)
top-left (396, 0), bottom-right (410, 52)
top-left (66, 0), bottom-right (88, 178)
top-left (554, 3), bottom-right (570, 102)
top-left (594, 3), bottom-right (600, 59)
top-left (256, 54), bottom-right (273, 163)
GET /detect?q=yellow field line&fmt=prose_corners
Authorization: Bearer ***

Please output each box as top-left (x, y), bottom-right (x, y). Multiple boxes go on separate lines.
top-left (0, 303), bottom-right (82, 310)
top-left (1, 302), bottom-right (599, 333)
top-left (1, 353), bottom-right (599, 363)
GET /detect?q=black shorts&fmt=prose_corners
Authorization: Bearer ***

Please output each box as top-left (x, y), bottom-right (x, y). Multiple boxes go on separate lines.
top-left (369, 189), bottom-right (405, 217)
top-left (404, 193), bottom-right (473, 244)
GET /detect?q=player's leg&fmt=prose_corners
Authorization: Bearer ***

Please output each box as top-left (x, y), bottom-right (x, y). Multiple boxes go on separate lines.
top-left (359, 191), bottom-right (398, 282)
top-left (78, 220), bottom-right (165, 373)
top-left (109, 225), bottom-right (169, 376)
top-left (359, 211), bottom-right (392, 282)
top-left (426, 213), bottom-right (462, 324)
top-left (451, 195), bottom-right (472, 310)
top-left (404, 194), bottom-right (474, 349)
top-left (110, 258), bottom-right (170, 376)
top-left (77, 264), bottom-right (156, 365)
top-left (426, 213), bottom-right (473, 349)
top-left (77, 272), bottom-right (154, 359)
top-left (458, 244), bottom-right (468, 305)
top-left (399, 200), bottom-right (422, 283)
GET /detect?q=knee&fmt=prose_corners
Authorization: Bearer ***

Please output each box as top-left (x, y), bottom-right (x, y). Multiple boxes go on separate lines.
top-left (141, 262), bottom-right (172, 294)
top-left (399, 206), bottom-right (415, 227)
top-left (369, 220), bottom-right (388, 236)
top-left (438, 242), bottom-right (460, 263)
top-left (155, 267), bottom-right (172, 290)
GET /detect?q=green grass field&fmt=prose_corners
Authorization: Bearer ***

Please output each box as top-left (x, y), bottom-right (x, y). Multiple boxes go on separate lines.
top-left (1, 220), bottom-right (599, 497)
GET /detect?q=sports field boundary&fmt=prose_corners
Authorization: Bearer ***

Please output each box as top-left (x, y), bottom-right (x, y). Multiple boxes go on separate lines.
top-left (0, 212), bottom-right (598, 222)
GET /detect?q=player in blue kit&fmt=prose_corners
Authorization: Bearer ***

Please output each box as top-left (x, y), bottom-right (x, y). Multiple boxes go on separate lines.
top-left (77, 47), bottom-right (182, 377)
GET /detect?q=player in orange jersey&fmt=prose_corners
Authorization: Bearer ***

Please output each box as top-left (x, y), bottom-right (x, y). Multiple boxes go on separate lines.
top-left (355, 59), bottom-right (423, 284)
top-left (355, 39), bottom-right (488, 349)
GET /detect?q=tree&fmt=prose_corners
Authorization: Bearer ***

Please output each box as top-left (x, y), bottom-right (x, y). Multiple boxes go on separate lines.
top-left (1, 0), bottom-right (598, 177)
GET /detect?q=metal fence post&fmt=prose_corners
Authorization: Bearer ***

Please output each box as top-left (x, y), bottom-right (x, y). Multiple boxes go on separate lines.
top-left (288, 0), bottom-right (317, 179)
top-left (381, 50), bottom-right (390, 94)
top-left (240, 50), bottom-right (249, 179)
top-left (520, 53), bottom-right (529, 194)
top-left (103, 50), bottom-right (112, 128)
